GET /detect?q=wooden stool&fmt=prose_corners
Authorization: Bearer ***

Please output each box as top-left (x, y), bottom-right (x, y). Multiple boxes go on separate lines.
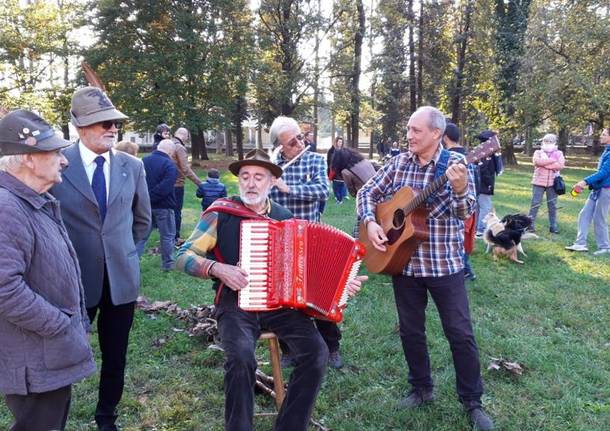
top-left (259, 331), bottom-right (285, 408)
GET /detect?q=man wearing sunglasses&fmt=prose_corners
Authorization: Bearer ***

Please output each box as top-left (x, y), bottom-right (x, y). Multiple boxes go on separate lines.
top-left (268, 116), bottom-right (351, 369)
top-left (51, 86), bottom-right (152, 431)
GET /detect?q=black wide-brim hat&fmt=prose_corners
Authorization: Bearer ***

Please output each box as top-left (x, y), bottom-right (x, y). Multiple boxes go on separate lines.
top-left (228, 149), bottom-right (283, 178)
top-left (0, 109), bottom-right (71, 155)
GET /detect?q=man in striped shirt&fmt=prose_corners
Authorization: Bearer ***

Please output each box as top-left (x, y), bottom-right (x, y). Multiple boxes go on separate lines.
top-left (268, 116), bottom-right (349, 369)
top-left (357, 106), bottom-right (494, 430)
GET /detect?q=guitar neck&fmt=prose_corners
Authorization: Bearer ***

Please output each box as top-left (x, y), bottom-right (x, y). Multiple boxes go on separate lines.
top-left (401, 138), bottom-right (500, 214)
top-left (404, 172), bottom-right (450, 214)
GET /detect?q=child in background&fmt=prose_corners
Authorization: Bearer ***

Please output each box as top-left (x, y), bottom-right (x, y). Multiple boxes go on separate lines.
top-left (196, 168), bottom-right (227, 211)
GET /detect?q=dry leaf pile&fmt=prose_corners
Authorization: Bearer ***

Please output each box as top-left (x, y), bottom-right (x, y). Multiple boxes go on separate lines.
top-left (135, 296), bottom-right (295, 414)
top-left (488, 357), bottom-right (525, 376)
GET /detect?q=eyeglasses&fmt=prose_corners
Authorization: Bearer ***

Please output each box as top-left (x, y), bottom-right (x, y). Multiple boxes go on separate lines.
top-left (99, 120), bottom-right (123, 130)
top-left (284, 134), bottom-right (304, 148)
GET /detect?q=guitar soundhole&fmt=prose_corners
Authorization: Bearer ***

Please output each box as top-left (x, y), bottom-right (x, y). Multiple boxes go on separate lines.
top-left (392, 209), bottom-right (405, 229)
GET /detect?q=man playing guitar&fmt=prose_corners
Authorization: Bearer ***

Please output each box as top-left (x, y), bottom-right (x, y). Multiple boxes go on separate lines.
top-left (357, 106), bottom-right (494, 430)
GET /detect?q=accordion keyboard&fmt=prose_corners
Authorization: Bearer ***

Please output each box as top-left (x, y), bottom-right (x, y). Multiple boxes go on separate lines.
top-left (240, 222), bottom-right (278, 310)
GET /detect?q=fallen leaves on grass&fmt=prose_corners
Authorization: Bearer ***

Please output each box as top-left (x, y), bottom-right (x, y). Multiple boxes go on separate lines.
top-left (136, 296), bottom-right (218, 342)
top-left (488, 357), bottom-right (525, 376)
top-left (135, 295), bottom-right (291, 413)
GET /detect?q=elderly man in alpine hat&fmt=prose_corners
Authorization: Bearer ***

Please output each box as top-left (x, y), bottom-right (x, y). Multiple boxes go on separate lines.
top-left (51, 86), bottom-right (151, 431)
top-left (0, 109), bottom-right (96, 430)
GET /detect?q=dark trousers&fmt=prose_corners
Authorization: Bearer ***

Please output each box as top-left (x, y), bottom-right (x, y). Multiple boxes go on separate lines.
top-left (174, 186), bottom-right (185, 240)
top-left (314, 319), bottom-right (341, 352)
top-left (217, 293), bottom-right (328, 431)
top-left (5, 385), bottom-right (72, 431)
top-left (279, 318), bottom-right (341, 355)
top-left (392, 271), bottom-right (484, 402)
top-left (87, 268), bottom-right (135, 428)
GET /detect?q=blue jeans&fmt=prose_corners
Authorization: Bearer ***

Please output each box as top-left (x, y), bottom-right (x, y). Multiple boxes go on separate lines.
top-left (573, 188), bottom-right (610, 250)
top-left (528, 185), bottom-right (558, 231)
top-left (332, 180), bottom-right (347, 203)
top-left (476, 194), bottom-right (493, 234)
top-left (137, 208), bottom-right (176, 269)
top-left (174, 186), bottom-right (185, 240)
top-left (463, 252), bottom-right (473, 275)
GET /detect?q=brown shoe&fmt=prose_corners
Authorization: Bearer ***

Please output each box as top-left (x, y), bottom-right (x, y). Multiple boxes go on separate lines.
top-left (399, 387), bottom-right (435, 408)
top-left (328, 350), bottom-right (344, 369)
top-left (464, 401), bottom-right (494, 430)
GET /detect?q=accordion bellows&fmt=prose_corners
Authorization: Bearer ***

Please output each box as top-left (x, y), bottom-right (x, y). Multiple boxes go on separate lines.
top-left (239, 219), bottom-right (365, 322)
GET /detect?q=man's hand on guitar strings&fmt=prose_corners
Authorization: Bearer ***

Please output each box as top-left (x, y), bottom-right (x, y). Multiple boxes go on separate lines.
top-left (446, 163), bottom-right (468, 195)
top-left (346, 275), bottom-right (368, 297)
top-left (212, 262), bottom-right (249, 291)
top-left (366, 221), bottom-right (389, 252)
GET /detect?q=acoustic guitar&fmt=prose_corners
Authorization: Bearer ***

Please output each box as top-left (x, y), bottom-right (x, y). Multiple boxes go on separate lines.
top-left (358, 138), bottom-right (501, 275)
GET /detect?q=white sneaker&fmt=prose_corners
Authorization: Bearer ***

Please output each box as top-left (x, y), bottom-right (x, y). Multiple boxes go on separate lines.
top-left (565, 244), bottom-right (588, 252)
top-left (593, 248), bottom-right (610, 256)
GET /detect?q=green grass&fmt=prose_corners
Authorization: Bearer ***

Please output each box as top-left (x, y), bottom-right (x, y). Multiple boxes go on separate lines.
top-left (2, 161), bottom-right (609, 430)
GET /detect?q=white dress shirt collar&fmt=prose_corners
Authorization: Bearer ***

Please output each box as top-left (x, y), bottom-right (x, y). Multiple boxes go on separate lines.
top-left (79, 142), bottom-right (112, 167)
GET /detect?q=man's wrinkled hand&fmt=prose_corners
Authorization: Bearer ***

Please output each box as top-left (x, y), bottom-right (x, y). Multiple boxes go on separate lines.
top-left (212, 263), bottom-right (249, 291)
top-left (346, 275), bottom-right (368, 298)
top-left (446, 163), bottom-right (468, 194)
top-left (367, 221), bottom-right (388, 252)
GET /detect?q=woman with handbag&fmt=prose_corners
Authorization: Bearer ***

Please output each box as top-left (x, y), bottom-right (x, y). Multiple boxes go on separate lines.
top-left (527, 133), bottom-right (565, 233)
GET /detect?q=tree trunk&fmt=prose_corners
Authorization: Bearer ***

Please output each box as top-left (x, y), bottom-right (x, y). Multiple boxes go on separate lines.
top-left (368, 0), bottom-right (376, 159)
top-left (331, 113), bottom-right (336, 145)
top-left (234, 126), bottom-right (243, 160)
top-left (525, 127), bottom-right (533, 156)
top-left (192, 128), bottom-right (208, 161)
top-left (233, 96), bottom-right (246, 159)
top-left (450, 0), bottom-right (474, 124)
top-left (503, 140), bottom-right (517, 166)
top-left (225, 129), bottom-right (234, 157)
top-left (279, 1), bottom-right (296, 116)
top-left (592, 114), bottom-right (604, 155)
top-left (256, 123), bottom-right (263, 150)
top-left (349, 0), bottom-right (365, 150)
top-left (407, 0), bottom-right (416, 113)
top-left (61, 124), bottom-right (70, 141)
top-left (216, 131), bottom-right (224, 155)
top-left (416, 1), bottom-right (424, 107)
top-left (558, 127), bottom-right (568, 154)
top-left (313, 0), bottom-right (321, 144)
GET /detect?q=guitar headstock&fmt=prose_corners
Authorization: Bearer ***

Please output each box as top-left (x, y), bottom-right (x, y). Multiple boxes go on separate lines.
top-left (466, 135), bottom-right (501, 165)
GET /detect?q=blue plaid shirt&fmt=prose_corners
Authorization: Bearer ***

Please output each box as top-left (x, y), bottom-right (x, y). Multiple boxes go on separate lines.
top-left (357, 145), bottom-right (476, 277)
top-left (270, 151), bottom-right (329, 222)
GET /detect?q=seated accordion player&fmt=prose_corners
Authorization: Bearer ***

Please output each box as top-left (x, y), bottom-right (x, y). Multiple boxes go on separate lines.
top-left (239, 219), bottom-right (365, 322)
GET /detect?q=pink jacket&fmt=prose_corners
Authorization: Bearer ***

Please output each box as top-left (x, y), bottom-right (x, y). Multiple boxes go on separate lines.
top-left (531, 149), bottom-right (565, 187)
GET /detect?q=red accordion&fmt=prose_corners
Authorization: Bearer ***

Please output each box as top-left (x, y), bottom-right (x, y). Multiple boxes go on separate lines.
top-left (239, 219), bottom-right (366, 322)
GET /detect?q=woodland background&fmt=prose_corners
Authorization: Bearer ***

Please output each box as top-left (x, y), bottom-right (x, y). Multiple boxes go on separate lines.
top-left (1, 1), bottom-right (609, 161)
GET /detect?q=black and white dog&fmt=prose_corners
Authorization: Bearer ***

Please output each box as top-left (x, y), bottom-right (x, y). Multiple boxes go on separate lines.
top-left (482, 212), bottom-right (532, 264)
